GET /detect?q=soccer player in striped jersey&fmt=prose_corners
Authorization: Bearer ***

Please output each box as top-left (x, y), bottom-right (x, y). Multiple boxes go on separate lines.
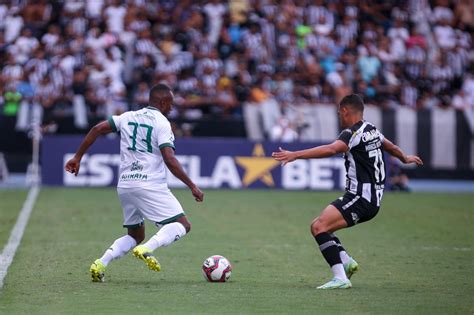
top-left (272, 94), bottom-right (423, 289)
top-left (65, 84), bottom-right (204, 282)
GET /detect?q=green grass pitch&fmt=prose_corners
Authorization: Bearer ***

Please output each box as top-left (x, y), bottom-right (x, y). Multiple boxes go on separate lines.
top-left (0, 188), bottom-right (473, 314)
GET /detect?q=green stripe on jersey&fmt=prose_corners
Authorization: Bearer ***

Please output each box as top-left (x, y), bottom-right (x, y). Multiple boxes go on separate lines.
top-left (123, 221), bottom-right (144, 228)
top-left (159, 143), bottom-right (175, 150)
top-left (146, 106), bottom-right (159, 111)
top-left (108, 116), bottom-right (117, 132)
top-left (158, 213), bottom-right (185, 225)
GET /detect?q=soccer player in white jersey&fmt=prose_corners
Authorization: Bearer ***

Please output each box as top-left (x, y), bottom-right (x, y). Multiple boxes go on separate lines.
top-left (273, 94), bottom-right (423, 289)
top-left (65, 84), bottom-right (204, 282)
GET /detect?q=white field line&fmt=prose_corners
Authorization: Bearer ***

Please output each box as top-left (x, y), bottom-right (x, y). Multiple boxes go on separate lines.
top-left (0, 185), bottom-right (40, 288)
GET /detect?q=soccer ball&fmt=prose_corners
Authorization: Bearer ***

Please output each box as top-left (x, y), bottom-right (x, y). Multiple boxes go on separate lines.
top-left (202, 255), bottom-right (232, 282)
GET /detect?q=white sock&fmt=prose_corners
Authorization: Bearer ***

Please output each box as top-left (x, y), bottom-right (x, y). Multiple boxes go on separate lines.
top-left (331, 264), bottom-right (348, 281)
top-left (99, 235), bottom-right (137, 266)
top-left (143, 222), bottom-right (186, 251)
top-left (339, 250), bottom-right (351, 264)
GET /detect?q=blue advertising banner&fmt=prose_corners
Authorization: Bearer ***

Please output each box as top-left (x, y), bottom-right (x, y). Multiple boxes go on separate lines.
top-left (42, 136), bottom-right (346, 190)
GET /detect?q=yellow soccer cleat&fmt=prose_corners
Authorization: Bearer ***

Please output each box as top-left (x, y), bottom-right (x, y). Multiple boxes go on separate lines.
top-left (132, 245), bottom-right (161, 272)
top-left (344, 257), bottom-right (359, 279)
top-left (90, 259), bottom-right (106, 282)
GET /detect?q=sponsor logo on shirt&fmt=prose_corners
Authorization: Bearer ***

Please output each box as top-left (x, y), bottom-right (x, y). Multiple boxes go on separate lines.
top-left (362, 129), bottom-right (381, 142)
top-left (120, 173), bottom-right (148, 181)
top-left (131, 161), bottom-right (144, 172)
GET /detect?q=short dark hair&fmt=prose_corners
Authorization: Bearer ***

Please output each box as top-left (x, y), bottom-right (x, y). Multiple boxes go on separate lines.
top-left (149, 83), bottom-right (172, 100)
top-left (339, 94), bottom-right (364, 113)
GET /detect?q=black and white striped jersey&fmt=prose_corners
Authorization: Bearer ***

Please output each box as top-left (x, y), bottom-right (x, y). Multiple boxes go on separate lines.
top-left (337, 120), bottom-right (386, 207)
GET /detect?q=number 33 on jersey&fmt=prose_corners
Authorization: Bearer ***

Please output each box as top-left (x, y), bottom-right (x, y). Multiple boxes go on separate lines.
top-left (108, 106), bottom-right (175, 188)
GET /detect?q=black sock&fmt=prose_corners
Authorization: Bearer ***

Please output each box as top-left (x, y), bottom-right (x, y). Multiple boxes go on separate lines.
top-left (314, 232), bottom-right (342, 266)
top-left (330, 233), bottom-right (347, 254)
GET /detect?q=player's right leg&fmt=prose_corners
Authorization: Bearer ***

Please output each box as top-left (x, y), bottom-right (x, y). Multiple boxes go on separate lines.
top-left (90, 224), bottom-right (145, 282)
top-left (90, 189), bottom-right (146, 282)
top-left (325, 193), bottom-right (380, 281)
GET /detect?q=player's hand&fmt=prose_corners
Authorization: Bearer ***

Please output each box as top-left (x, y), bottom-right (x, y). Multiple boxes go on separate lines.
top-left (65, 156), bottom-right (81, 176)
top-left (191, 186), bottom-right (204, 202)
top-left (404, 155), bottom-right (423, 165)
top-left (272, 147), bottom-right (297, 166)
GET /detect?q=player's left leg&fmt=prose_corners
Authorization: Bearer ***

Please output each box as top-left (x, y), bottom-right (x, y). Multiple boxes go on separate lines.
top-left (132, 186), bottom-right (190, 271)
top-left (142, 215), bottom-right (190, 250)
top-left (310, 205), bottom-right (352, 289)
top-left (133, 216), bottom-right (190, 271)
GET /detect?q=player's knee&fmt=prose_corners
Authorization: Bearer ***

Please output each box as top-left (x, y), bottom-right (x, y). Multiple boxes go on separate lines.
top-left (176, 217), bottom-right (191, 233)
top-left (128, 229), bottom-right (145, 244)
top-left (311, 218), bottom-right (328, 236)
top-left (183, 221), bottom-right (191, 233)
top-left (133, 233), bottom-right (145, 244)
top-left (310, 218), bottom-right (318, 234)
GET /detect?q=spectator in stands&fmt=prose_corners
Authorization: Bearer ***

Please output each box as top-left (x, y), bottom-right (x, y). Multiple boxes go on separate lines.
top-left (4, 6), bottom-right (23, 43)
top-left (2, 85), bottom-right (21, 117)
top-left (103, 0), bottom-right (126, 34)
top-left (387, 18), bottom-right (409, 61)
top-left (215, 76), bottom-right (238, 116)
top-left (357, 48), bottom-right (381, 83)
top-left (455, 0), bottom-right (474, 29)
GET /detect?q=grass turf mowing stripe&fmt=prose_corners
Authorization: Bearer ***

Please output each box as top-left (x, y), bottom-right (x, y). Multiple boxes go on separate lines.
top-left (0, 186), bottom-right (40, 288)
top-left (0, 190), bottom-right (28, 247)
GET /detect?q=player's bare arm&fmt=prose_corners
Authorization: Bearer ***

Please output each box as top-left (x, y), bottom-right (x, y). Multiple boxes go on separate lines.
top-left (65, 120), bottom-right (113, 176)
top-left (272, 140), bottom-right (349, 166)
top-left (382, 138), bottom-right (423, 165)
top-left (160, 146), bottom-right (204, 202)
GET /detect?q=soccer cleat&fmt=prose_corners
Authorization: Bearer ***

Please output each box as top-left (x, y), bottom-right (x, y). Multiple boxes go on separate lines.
top-left (132, 245), bottom-right (161, 272)
top-left (344, 257), bottom-right (359, 279)
top-left (90, 259), bottom-right (106, 282)
top-left (317, 278), bottom-right (352, 289)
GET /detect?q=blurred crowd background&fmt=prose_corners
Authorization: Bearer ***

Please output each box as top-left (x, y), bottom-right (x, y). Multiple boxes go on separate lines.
top-left (0, 0), bottom-right (473, 139)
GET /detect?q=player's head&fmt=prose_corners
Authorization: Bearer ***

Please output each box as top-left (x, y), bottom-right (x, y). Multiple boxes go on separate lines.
top-left (149, 83), bottom-right (174, 115)
top-left (338, 94), bottom-right (364, 128)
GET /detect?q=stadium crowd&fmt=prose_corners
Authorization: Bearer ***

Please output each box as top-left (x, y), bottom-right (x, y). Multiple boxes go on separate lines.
top-left (0, 0), bottom-right (472, 138)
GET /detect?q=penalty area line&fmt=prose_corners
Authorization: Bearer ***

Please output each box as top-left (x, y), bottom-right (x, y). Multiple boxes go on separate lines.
top-left (0, 185), bottom-right (40, 288)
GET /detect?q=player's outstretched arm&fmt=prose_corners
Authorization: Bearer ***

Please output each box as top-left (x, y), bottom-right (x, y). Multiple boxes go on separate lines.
top-left (161, 146), bottom-right (204, 202)
top-left (65, 120), bottom-right (113, 176)
top-left (382, 138), bottom-right (423, 165)
top-left (272, 140), bottom-right (348, 166)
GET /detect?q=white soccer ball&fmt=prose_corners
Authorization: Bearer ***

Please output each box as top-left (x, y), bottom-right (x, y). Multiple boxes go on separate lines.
top-left (202, 255), bottom-right (232, 282)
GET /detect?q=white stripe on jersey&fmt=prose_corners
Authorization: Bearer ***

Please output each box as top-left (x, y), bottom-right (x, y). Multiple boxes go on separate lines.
top-left (362, 183), bottom-right (372, 203)
top-left (347, 151), bottom-right (358, 194)
top-left (348, 121), bottom-right (368, 149)
top-left (342, 195), bottom-right (360, 210)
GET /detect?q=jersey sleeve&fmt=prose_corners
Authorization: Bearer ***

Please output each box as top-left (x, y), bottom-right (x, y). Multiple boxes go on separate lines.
top-left (337, 129), bottom-right (352, 146)
top-left (379, 131), bottom-right (385, 143)
top-left (107, 113), bottom-right (126, 133)
top-left (157, 121), bottom-right (175, 150)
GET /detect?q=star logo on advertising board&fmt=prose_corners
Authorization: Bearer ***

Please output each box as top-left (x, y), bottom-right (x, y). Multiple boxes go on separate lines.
top-left (235, 144), bottom-right (280, 187)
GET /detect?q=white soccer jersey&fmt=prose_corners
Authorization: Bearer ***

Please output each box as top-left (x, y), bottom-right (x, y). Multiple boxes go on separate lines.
top-left (108, 106), bottom-right (175, 188)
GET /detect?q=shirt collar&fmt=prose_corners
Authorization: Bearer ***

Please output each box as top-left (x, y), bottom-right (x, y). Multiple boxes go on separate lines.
top-left (146, 106), bottom-right (160, 111)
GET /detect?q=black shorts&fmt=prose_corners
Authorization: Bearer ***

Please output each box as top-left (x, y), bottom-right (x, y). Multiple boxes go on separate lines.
top-left (331, 192), bottom-right (379, 227)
